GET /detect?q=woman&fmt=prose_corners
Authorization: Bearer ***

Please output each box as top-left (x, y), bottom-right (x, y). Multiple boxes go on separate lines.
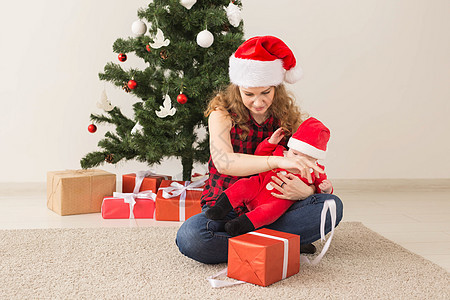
top-left (176, 36), bottom-right (343, 264)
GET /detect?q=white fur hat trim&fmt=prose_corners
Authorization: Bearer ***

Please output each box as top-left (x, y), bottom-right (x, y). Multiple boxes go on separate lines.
top-left (229, 55), bottom-right (284, 87)
top-left (287, 137), bottom-right (327, 160)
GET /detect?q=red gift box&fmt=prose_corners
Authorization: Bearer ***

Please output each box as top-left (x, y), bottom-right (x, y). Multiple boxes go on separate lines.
top-left (101, 191), bottom-right (156, 219)
top-left (122, 171), bottom-right (171, 194)
top-left (227, 228), bottom-right (300, 287)
top-left (155, 179), bottom-right (205, 221)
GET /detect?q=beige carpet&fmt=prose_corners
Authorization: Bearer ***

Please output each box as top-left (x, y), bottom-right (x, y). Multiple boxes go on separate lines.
top-left (0, 222), bottom-right (448, 299)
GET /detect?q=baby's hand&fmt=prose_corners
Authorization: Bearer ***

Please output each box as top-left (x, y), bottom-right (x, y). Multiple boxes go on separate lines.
top-left (319, 179), bottom-right (333, 194)
top-left (268, 128), bottom-right (285, 145)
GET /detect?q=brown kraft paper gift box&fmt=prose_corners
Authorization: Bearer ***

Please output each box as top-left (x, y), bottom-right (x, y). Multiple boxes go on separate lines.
top-left (47, 169), bottom-right (116, 216)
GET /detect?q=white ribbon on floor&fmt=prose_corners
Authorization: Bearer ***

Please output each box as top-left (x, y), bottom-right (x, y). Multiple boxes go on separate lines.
top-left (133, 170), bottom-right (170, 194)
top-left (300, 199), bottom-right (337, 266)
top-left (105, 191), bottom-right (156, 219)
top-left (207, 267), bottom-right (246, 288)
top-left (160, 178), bottom-right (206, 221)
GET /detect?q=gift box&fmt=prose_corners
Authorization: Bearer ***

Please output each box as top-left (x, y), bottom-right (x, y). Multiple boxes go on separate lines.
top-left (101, 191), bottom-right (156, 219)
top-left (122, 171), bottom-right (171, 194)
top-left (227, 228), bottom-right (300, 287)
top-left (155, 179), bottom-right (206, 221)
top-left (47, 169), bottom-right (116, 216)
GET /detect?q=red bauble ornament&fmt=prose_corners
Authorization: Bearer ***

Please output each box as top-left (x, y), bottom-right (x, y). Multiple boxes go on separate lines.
top-left (177, 93), bottom-right (188, 104)
top-left (146, 45), bottom-right (152, 52)
top-left (118, 53), bottom-right (127, 62)
top-left (88, 124), bottom-right (97, 133)
top-left (127, 79), bottom-right (137, 90)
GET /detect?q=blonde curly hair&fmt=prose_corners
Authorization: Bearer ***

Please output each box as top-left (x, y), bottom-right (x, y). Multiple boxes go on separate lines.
top-left (205, 84), bottom-right (307, 140)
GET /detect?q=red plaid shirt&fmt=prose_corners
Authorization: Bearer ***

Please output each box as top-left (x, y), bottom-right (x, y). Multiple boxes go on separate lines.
top-left (201, 113), bottom-right (287, 209)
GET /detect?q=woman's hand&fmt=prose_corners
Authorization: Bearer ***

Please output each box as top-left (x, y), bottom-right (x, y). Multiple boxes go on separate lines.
top-left (272, 156), bottom-right (324, 183)
top-left (270, 172), bottom-right (315, 201)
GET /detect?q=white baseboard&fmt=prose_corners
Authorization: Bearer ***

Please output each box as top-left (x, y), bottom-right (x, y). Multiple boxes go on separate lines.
top-left (332, 179), bottom-right (450, 192)
top-left (1, 179), bottom-right (450, 195)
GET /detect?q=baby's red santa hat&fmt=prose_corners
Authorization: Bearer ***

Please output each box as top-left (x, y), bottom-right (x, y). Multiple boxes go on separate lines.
top-left (287, 117), bottom-right (330, 160)
top-left (229, 36), bottom-right (303, 87)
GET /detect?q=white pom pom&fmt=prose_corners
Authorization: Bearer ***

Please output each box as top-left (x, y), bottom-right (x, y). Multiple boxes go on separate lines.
top-left (196, 30), bottom-right (214, 48)
top-left (131, 20), bottom-right (147, 36)
top-left (284, 64), bottom-right (304, 83)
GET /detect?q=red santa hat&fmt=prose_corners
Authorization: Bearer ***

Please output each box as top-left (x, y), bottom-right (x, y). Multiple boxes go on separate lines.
top-left (287, 117), bottom-right (330, 160)
top-left (229, 36), bottom-right (303, 87)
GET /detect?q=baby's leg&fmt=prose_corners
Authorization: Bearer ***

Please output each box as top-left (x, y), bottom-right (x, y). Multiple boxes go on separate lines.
top-left (225, 176), bottom-right (261, 207)
top-left (224, 199), bottom-right (293, 236)
top-left (205, 176), bottom-right (261, 220)
top-left (205, 192), bottom-right (233, 220)
top-left (224, 214), bottom-right (254, 236)
top-left (245, 199), bottom-right (293, 229)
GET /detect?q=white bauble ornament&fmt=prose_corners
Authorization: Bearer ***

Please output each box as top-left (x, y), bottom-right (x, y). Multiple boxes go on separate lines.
top-left (224, 2), bottom-right (242, 27)
top-left (131, 20), bottom-right (147, 36)
top-left (180, 0), bottom-right (196, 9)
top-left (196, 30), bottom-right (214, 48)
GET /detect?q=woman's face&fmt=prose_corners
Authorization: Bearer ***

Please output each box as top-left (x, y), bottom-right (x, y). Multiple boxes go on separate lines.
top-left (239, 86), bottom-right (275, 119)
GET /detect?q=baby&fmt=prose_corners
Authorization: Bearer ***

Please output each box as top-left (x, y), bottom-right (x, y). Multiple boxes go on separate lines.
top-left (205, 117), bottom-right (333, 236)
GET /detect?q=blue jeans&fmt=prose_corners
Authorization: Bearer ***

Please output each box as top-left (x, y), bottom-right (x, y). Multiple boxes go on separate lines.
top-left (175, 193), bottom-right (343, 264)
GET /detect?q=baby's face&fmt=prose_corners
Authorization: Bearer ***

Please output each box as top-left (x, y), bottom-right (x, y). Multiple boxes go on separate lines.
top-left (286, 149), bottom-right (317, 164)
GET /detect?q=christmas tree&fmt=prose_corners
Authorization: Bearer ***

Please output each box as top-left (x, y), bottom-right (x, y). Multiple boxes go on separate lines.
top-left (81, 0), bottom-right (244, 180)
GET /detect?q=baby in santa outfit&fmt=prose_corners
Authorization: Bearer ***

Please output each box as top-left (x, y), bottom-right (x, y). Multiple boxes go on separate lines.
top-left (205, 117), bottom-right (333, 236)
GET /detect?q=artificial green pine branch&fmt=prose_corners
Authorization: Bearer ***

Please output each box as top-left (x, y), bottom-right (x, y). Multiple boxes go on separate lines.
top-left (80, 151), bottom-right (109, 168)
top-left (98, 63), bottom-right (129, 86)
top-left (81, 0), bottom-right (244, 180)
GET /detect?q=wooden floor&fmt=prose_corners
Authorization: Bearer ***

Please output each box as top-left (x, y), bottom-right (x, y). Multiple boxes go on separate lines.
top-left (1, 179), bottom-right (449, 272)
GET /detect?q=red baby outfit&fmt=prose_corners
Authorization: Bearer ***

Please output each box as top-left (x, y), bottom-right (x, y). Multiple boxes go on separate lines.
top-left (224, 138), bottom-right (330, 229)
top-left (200, 114), bottom-right (285, 209)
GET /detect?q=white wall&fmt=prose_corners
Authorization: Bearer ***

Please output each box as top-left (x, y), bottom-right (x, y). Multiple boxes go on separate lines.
top-left (1, 0), bottom-right (449, 182)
